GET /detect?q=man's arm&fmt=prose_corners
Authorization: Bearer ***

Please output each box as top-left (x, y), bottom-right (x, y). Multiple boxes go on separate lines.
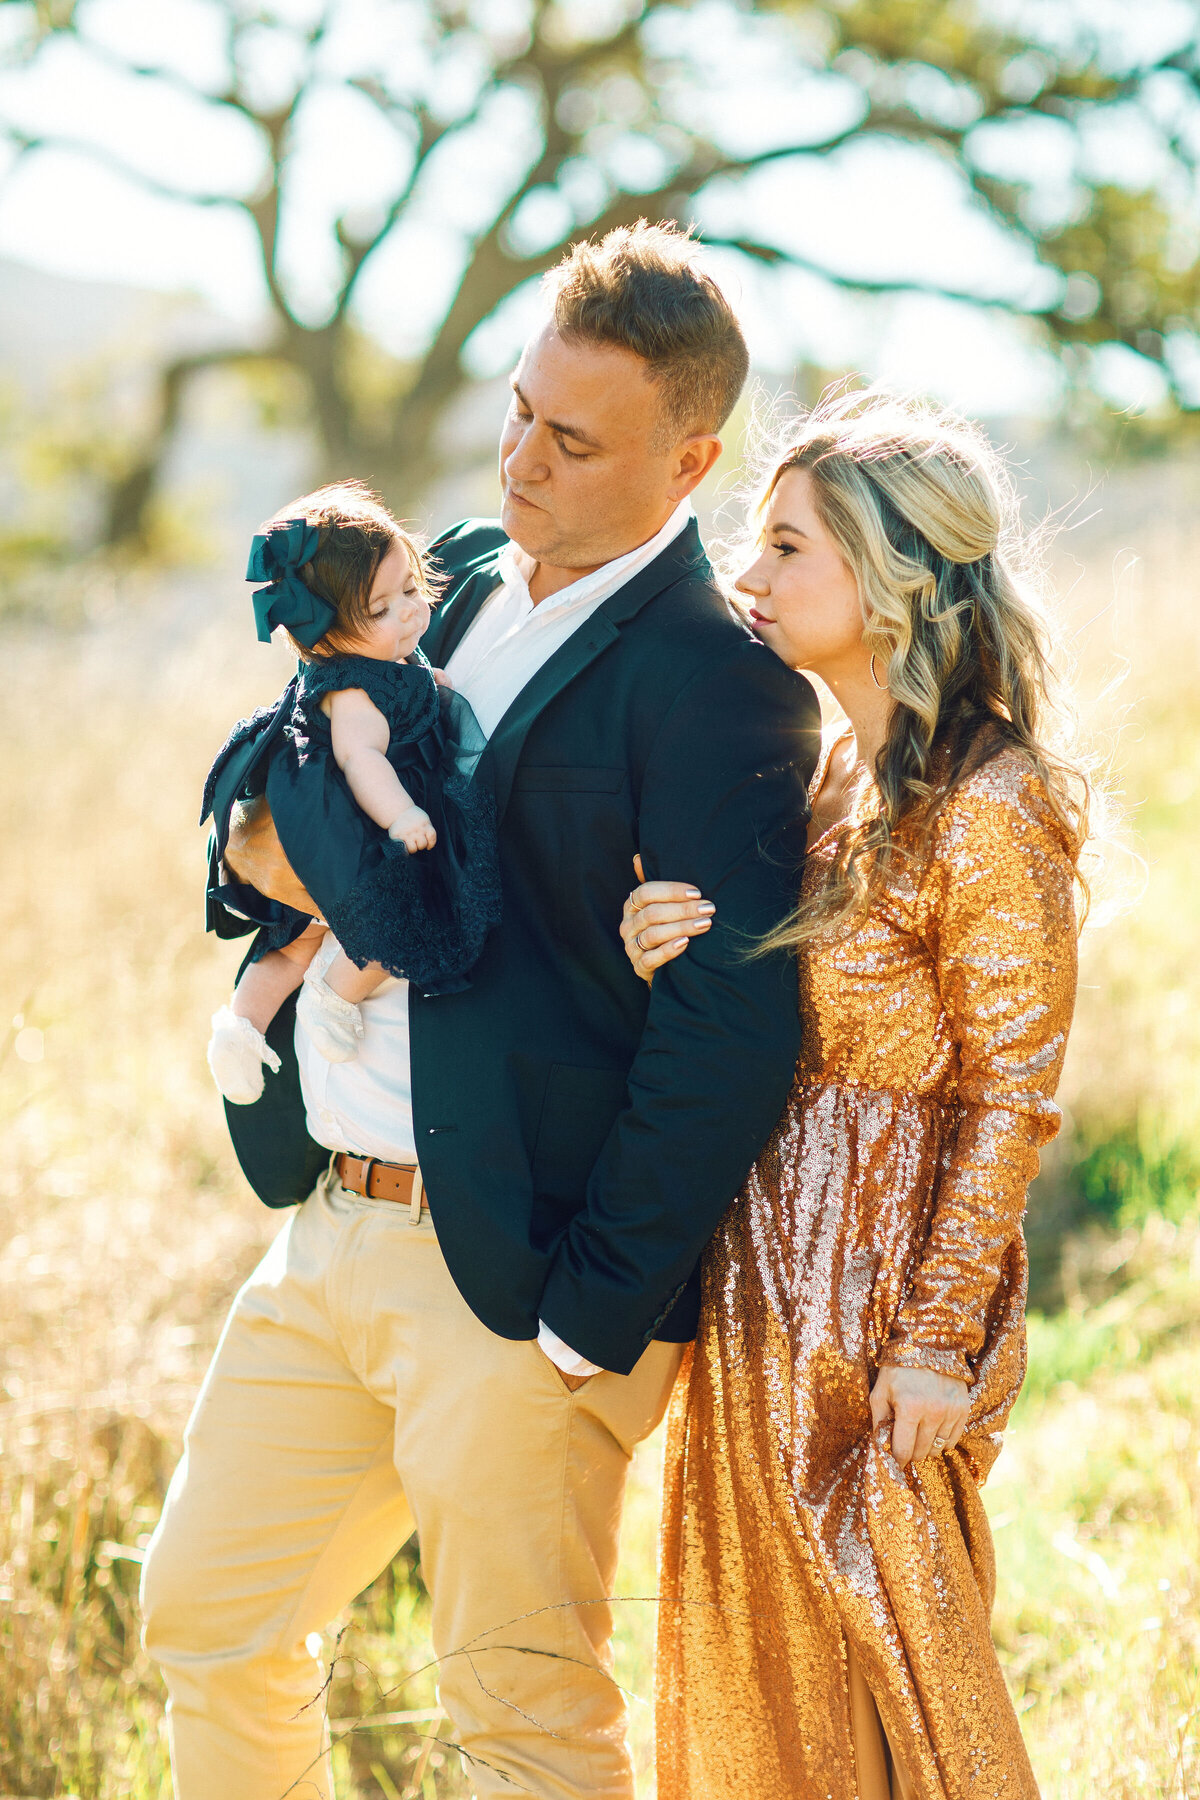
top-left (224, 794), bottom-right (317, 915)
top-left (537, 638), bottom-right (821, 1375)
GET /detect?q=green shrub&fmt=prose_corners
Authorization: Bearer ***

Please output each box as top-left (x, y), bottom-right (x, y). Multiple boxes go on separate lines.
top-left (1070, 1120), bottom-right (1200, 1228)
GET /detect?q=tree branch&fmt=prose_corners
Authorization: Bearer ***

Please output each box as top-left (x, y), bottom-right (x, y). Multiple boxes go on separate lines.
top-left (43, 22), bottom-right (253, 120)
top-left (230, 9), bottom-right (312, 329)
top-left (0, 123), bottom-right (240, 208)
top-left (510, 9), bottom-right (645, 86)
top-left (332, 4), bottom-right (651, 328)
top-left (704, 234), bottom-right (1048, 313)
top-left (104, 342), bottom-right (283, 544)
top-left (333, 94), bottom-right (485, 321)
top-left (0, 127), bottom-right (40, 205)
top-left (386, 184), bottom-right (664, 472)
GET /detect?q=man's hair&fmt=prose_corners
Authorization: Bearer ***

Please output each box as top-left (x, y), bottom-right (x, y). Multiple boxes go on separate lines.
top-left (545, 221), bottom-right (749, 447)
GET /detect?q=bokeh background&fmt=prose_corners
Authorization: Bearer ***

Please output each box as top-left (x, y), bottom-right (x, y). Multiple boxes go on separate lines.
top-left (1, 1), bottom-right (1199, 1795)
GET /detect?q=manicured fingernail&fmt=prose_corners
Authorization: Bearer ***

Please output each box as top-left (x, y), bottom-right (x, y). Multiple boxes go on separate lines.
top-left (697, 901), bottom-right (716, 915)
top-left (689, 919), bottom-right (711, 931)
top-left (672, 938), bottom-right (688, 950)
top-left (684, 888), bottom-right (701, 898)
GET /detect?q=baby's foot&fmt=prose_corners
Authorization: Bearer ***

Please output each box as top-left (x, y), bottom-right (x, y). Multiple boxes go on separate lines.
top-left (388, 805), bottom-right (437, 853)
top-left (296, 967), bottom-right (365, 1063)
top-left (207, 1005), bottom-right (282, 1105)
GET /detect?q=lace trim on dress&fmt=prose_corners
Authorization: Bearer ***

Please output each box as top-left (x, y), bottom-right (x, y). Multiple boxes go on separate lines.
top-left (294, 651), bottom-right (439, 747)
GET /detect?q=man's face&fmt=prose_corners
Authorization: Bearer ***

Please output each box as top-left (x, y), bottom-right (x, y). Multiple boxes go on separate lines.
top-left (499, 323), bottom-right (719, 571)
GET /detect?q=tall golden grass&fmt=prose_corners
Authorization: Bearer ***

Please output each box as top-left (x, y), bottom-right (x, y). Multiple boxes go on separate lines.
top-left (0, 448), bottom-right (1197, 1796)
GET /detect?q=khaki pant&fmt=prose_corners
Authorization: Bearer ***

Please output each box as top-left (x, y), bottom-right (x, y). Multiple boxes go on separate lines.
top-left (141, 1167), bottom-right (684, 1800)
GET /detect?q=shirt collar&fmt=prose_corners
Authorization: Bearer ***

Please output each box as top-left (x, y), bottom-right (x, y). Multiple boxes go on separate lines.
top-left (496, 500), bottom-right (693, 613)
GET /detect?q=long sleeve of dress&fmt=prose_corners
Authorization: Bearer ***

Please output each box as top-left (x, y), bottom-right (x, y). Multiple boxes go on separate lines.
top-left (882, 758), bottom-right (1079, 1382)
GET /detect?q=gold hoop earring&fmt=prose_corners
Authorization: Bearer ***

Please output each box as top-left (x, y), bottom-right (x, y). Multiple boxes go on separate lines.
top-left (870, 652), bottom-right (889, 691)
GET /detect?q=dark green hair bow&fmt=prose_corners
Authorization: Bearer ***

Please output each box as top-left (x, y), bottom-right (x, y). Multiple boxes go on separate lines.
top-left (247, 518), bottom-right (335, 647)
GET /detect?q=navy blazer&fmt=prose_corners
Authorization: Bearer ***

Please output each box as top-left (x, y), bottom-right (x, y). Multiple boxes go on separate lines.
top-left (216, 516), bottom-right (821, 1374)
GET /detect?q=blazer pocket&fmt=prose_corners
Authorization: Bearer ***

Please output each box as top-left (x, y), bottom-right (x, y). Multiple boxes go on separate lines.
top-left (532, 1063), bottom-right (630, 1203)
top-left (512, 766), bottom-right (626, 794)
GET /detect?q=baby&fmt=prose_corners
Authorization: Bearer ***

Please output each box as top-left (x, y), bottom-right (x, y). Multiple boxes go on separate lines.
top-left (203, 482), bottom-right (501, 1105)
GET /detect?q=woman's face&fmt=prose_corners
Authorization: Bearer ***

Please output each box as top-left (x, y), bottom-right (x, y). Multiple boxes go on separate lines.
top-left (736, 467), bottom-right (868, 682)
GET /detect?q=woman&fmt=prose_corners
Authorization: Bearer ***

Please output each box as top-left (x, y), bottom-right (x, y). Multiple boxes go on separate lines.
top-left (622, 391), bottom-right (1087, 1799)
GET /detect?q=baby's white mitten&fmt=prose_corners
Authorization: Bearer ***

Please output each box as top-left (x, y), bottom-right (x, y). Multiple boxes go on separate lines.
top-left (207, 1005), bottom-right (282, 1105)
top-left (296, 967), bottom-right (365, 1064)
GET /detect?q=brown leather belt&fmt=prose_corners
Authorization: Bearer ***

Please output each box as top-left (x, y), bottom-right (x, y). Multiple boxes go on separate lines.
top-left (334, 1152), bottom-right (427, 1211)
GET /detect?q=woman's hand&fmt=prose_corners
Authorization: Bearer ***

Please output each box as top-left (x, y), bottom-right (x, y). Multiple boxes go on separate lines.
top-left (869, 1363), bottom-right (971, 1465)
top-left (620, 855), bottom-right (716, 983)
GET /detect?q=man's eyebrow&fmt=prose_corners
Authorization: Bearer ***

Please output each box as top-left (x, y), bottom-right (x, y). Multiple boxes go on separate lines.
top-left (511, 380), bottom-right (603, 450)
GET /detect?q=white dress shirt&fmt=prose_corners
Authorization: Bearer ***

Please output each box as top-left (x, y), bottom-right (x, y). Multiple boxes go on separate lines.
top-left (295, 501), bottom-right (694, 1375)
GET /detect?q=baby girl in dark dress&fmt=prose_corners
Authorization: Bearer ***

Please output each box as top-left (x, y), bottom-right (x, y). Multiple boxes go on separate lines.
top-left (202, 482), bottom-right (501, 1105)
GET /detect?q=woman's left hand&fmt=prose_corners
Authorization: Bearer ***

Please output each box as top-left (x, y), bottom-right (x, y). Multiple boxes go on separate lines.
top-left (869, 1363), bottom-right (971, 1464)
top-left (620, 856), bottom-right (715, 983)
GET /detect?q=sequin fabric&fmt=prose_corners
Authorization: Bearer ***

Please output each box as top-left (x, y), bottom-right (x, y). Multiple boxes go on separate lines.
top-left (656, 739), bottom-right (1078, 1800)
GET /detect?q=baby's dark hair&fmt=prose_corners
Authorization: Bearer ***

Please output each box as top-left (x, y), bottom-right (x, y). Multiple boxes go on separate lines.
top-left (264, 480), bottom-right (439, 661)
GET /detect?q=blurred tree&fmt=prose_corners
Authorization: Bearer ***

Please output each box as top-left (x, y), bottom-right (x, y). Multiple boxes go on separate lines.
top-left (2, 0), bottom-right (1200, 544)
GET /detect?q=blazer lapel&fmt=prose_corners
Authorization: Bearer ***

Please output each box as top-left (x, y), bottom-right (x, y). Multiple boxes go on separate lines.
top-left (598, 516), bottom-right (709, 626)
top-left (424, 557), bottom-right (504, 666)
top-left (481, 611), bottom-right (621, 821)
top-left (481, 519), bottom-right (711, 822)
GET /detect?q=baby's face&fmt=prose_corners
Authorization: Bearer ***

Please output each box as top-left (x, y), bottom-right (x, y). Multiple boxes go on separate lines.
top-left (351, 543), bottom-right (431, 661)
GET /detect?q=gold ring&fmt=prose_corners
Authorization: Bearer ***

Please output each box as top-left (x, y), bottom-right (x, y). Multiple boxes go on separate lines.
top-left (635, 928), bottom-right (648, 951)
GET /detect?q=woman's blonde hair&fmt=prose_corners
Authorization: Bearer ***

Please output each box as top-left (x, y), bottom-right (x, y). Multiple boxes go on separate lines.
top-left (741, 387), bottom-right (1093, 951)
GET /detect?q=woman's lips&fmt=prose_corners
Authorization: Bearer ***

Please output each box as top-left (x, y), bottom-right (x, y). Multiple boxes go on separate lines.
top-left (748, 608), bottom-right (775, 626)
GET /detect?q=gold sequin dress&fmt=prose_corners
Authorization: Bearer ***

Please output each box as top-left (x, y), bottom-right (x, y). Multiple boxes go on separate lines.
top-left (656, 741), bottom-right (1078, 1800)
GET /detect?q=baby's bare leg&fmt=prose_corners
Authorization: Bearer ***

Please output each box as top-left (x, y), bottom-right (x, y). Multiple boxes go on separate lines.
top-left (208, 924), bottom-right (323, 1107)
top-left (323, 953), bottom-right (388, 1007)
top-left (231, 924), bottom-right (326, 1036)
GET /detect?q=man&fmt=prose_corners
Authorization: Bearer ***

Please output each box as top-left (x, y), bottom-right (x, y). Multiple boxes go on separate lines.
top-left (141, 222), bottom-right (821, 1799)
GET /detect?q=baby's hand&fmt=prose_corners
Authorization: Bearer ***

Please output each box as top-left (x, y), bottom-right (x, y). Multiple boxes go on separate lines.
top-left (432, 667), bottom-right (454, 689)
top-left (388, 805), bottom-right (437, 852)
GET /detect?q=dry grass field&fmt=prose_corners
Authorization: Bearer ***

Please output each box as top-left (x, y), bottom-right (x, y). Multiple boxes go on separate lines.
top-left (0, 449), bottom-right (1198, 1797)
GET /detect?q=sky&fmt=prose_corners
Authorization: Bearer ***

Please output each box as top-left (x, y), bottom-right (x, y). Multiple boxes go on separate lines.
top-left (0, 0), bottom-right (1193, 419)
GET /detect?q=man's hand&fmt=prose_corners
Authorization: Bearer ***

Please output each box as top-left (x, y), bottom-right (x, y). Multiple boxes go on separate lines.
top-left (225, 794), bottom-right (318, 914)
